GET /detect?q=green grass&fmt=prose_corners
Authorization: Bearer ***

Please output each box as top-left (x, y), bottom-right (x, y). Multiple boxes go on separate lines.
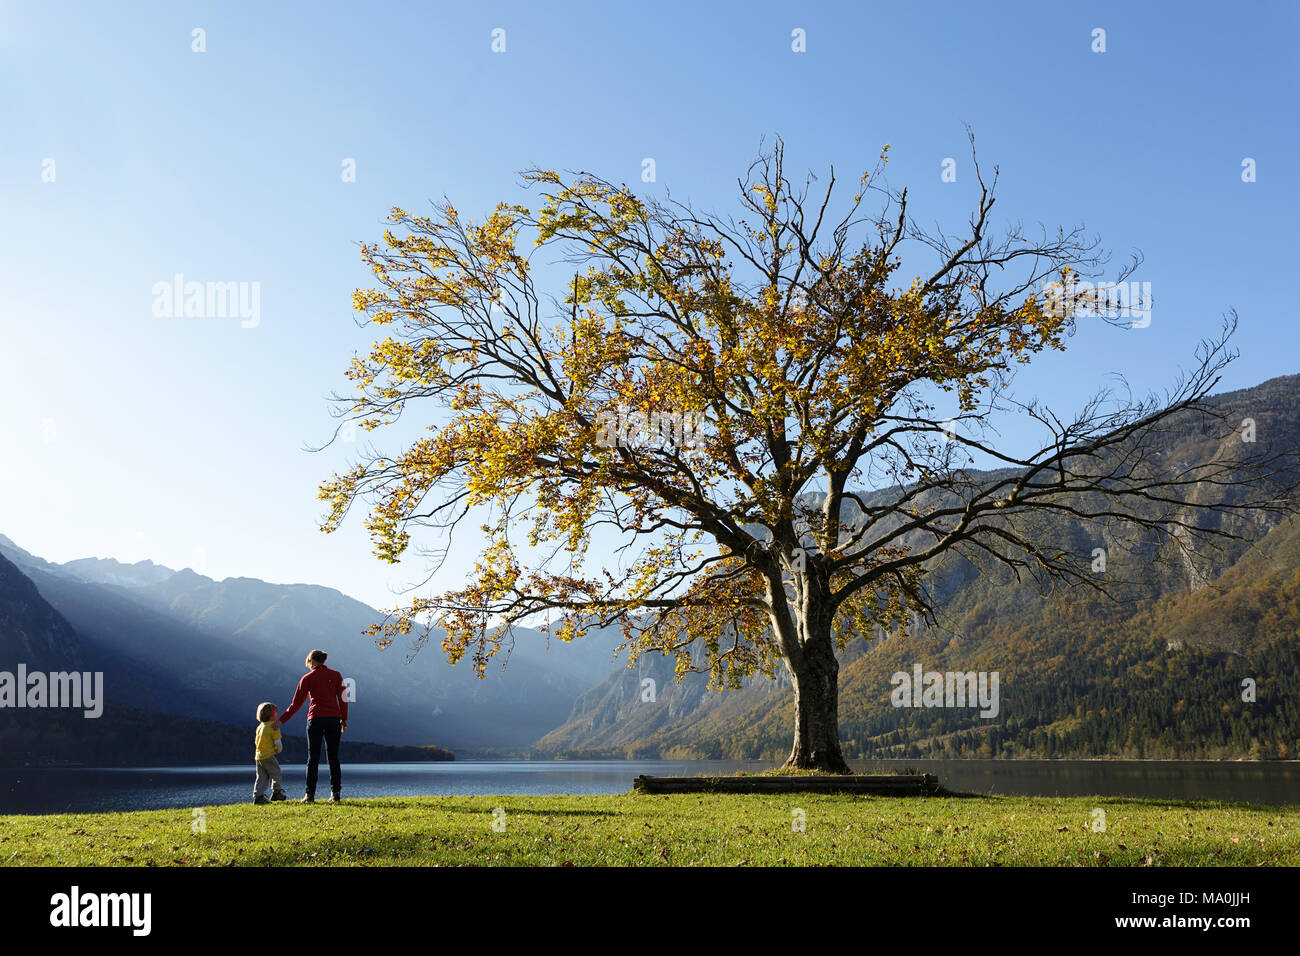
top-left (2, 793), bottom-right (1297, 866)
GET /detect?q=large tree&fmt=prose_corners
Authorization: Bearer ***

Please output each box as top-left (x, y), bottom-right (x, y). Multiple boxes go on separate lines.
top-left (320, 136), bottom-right (1297, 772)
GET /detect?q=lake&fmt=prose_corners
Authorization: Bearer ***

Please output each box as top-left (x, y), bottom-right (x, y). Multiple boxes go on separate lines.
top-left (3, 759), bottom-right (1299, 814)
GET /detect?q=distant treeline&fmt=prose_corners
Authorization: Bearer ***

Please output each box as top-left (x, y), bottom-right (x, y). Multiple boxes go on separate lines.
top-left (833, 570), bottom-right (1300, 762)
top-left (0, 699), bottom-right (453, 766)
top-left (839, 638), bottom-right (1300, 762)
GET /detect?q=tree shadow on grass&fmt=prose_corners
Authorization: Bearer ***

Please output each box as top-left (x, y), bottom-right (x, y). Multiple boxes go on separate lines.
top-left (930, 788), bottom-right (997, 799)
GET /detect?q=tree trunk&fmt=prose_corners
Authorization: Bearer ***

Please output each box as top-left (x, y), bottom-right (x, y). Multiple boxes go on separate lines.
top-left (783, 630), bottom-right (851, 773)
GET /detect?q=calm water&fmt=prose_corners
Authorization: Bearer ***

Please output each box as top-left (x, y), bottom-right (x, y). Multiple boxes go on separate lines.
top-left (2, 759), bottom-right (1299, 814)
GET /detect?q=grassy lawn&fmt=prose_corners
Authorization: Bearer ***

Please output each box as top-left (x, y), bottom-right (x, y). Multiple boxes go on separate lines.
top-left (2, 793), bottom-right (1297, 866)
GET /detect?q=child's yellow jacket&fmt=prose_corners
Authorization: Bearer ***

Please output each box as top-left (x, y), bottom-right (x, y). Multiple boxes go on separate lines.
top-left (255, 720), bottom-right (282, 760)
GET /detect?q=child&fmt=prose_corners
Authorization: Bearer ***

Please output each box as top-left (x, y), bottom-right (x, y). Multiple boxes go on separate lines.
top-left (253, 702), bottom-right (286, 804)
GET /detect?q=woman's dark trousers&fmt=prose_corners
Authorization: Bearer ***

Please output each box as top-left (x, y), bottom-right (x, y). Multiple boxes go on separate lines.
top-left (305, 717), bottom-right (342, 797)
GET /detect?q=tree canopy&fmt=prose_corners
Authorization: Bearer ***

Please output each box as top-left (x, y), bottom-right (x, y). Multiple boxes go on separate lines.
top-left (319, 135), bottom-right (1297, 770)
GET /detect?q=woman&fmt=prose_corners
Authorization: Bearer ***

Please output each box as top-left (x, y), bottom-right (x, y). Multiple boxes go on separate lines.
top-left (279, 649), bottom-right (349, 802)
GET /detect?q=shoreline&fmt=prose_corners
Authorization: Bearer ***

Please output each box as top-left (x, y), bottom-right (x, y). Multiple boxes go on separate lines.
top-left (5, 755), bottom-right (1300, 771)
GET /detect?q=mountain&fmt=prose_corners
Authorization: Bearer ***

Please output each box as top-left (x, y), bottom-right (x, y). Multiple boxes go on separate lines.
top-left (531, 647), bottom-right (795, 760)
top-left (0, 537), bottom-right (624, 751)
top-left (58, 556), bottom-right (175, 589)
top-left (0, 551), bottom-right (453, 767)
top-left (0, 534), bottom-right (58, 577)
top-left (0, 536), bottom-right (176, 590)
top-left (0, 550), bottom-right (86, 673)
top-left (532, 372), bottom-right (1300, 761)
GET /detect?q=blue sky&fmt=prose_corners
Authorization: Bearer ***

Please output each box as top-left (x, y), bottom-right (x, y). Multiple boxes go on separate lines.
top-left (1, 0), bottom-right (1296, 611)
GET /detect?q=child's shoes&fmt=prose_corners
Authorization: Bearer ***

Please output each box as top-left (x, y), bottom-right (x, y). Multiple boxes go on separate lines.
top-left (270, 790), bottom-right (286, 801)
top-left (253, 794), bottom-right (269, 804)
